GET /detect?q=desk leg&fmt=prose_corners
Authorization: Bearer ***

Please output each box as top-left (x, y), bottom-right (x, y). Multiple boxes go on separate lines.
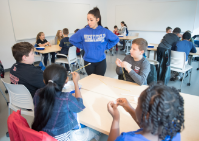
top-left (154, 51), bottom-right (157, 60)
top-left (48, 53), bottom-right (51, 65)
top-left (125, 40), bottom-right (132, 55)
top-left (147, 50), bottom-right (150, 58)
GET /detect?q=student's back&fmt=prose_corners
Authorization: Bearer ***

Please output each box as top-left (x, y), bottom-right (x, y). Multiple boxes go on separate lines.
top-left (158, 27), bottom-right (182, 49)
top-left (172, 32), bottom-right (196, 61)
top-left (10, 42), bottom-right (45, 97)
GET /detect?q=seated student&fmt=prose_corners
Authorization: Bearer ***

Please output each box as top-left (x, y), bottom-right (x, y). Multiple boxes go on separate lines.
top-left (74, 29), bottom-right (81, 56)
top-left (172, 32), bottom-right (196, 63)
top-left (113, 25), bottom-right (119, 51)
top-left (185, 30), bottom-right (195, 44)
top-left (10, 42), bottom-right (45, 97)
top-left (55, 30), bottom-right (64, 45)
top-left (158, 27), bottom-right (182, 49)
top-left (36, 32), bottom-right (55, 66)
top-left (107, 83), bottom-right (184, 141)
top-left (57, 28), bottom-right (73, 71)
top-left (166, 26), bottom-right (172, 34)
top-left (32, 64), bottom-right (100, 141)
top-left (116, 38), bottom-right (150, 85)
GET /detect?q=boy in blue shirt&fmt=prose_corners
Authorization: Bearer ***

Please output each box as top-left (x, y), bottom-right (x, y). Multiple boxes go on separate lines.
top-left (172, 32), bottom-right (196, 62)
top-left (57, 28), bottom-right (73, 71)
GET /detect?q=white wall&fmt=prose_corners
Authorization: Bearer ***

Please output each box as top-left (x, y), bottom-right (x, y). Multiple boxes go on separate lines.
top-left (107, 0), bottom-right (199, 44)
top-left (0, 0), bottom-right (107, 69)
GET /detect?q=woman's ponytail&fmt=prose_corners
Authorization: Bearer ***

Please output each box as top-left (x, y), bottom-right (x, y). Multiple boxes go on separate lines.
top-left (88, 7), bottom-right (102, 26)
top-left (121, 21), bottom-right (127, 27)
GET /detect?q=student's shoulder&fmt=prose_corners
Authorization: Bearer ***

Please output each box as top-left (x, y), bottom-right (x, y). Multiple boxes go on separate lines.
top-left (142, 57), bottom-right (150, 67)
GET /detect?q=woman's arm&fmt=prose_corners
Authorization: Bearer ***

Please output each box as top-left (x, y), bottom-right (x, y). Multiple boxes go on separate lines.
top-left (69, 30), bottom-right (84, 49)
top-left (118, 27), bottom-right (126, 34)
top-left (105, 29), bottom-right (120, 50)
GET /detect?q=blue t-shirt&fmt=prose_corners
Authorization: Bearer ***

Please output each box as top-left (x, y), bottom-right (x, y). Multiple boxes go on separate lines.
top-left (59, 37), bottom-right (73, 55)
top-left (115, 129), bottom-right (181, 141)
top-left (172, 40), bottom-right (196, 61)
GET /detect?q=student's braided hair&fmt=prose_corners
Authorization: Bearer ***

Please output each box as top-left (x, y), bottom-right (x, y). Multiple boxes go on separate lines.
top-left (139, 83), bottom-right (184, 140)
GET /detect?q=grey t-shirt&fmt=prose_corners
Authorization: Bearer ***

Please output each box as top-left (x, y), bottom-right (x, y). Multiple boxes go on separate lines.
top-left (116, 55), bottom-right (150, 85)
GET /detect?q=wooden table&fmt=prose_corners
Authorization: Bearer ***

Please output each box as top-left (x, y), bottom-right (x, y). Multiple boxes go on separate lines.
top-left (147, 43), bottom-right (158, 60)
top-left (119, 36), bottom-right (138, 55)
top-left (78, 74), bottom-right (199, 141)
top-left (34, 45), bottom-right (61, 65)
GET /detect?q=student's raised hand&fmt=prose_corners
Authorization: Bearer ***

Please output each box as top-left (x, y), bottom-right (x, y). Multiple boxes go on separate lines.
top-left (121, 61), bottom-right (132, 72)
top-left (115, 58), bottom-right (122, 67)
top-left (71, 72), bottom-right (80, 84)
top-left (107, 101), bottom-right (120, 121)
top-left (117, 98), bottom-right (132, 112)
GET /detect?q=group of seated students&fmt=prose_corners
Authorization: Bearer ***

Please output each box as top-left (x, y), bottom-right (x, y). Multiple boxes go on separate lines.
top-left (36, 28), bottom-right (80, 71)
top-left (159, 26), bottom-right (197, 80)
top-left (8, 30), bottom-right (185, 140)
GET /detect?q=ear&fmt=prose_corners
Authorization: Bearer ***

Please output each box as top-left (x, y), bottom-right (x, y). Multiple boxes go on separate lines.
top-left (140, 50), bottom-right (145, 55)
top-left (96, 18), bottom-right (99, 23)
top-left (65, 77), bottom-right (69, 84)
top-left (21, 55), bottom-right (27, 61)
top-left (43, 79), bottom-right (46, 84)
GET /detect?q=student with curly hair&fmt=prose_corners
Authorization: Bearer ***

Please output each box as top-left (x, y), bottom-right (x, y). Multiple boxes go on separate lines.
top-left (107, 83), bottom-right (184, 141)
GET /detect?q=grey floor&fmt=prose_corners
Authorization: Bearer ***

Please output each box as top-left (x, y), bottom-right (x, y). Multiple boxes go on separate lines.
top-left (0, 48), bottom-right (199, 141)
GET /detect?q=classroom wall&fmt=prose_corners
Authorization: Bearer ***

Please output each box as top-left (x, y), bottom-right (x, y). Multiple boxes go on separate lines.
top-left (0, 0), bottom-right (107, 69)
top-left (107, 0), bottom-right (199, 44)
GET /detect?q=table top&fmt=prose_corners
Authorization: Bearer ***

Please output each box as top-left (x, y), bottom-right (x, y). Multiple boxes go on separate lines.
top-left (34, 45), bottom-right (61, 54)
top-left (147, 44), bottom-right (199, 56)
top-left (119, 36), bottom-right (138, 40)
top-left (78, 74), bottom-right (199, 141)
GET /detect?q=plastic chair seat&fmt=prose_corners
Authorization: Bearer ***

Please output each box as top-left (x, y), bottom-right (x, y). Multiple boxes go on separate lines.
top-left (171, 64), bottom-right (192, 73)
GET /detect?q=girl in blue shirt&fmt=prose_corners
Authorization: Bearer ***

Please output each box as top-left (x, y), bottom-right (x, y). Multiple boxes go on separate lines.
top-left (107, 83), bottom-right (184, 141)
top-left (70, 7), bottom-right (119, 76)
top-left (32, 64), bottom-right (100, 140)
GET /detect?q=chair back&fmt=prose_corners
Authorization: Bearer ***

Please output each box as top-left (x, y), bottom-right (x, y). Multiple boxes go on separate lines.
top-left (171, 51), bottom-right (186, 70)
top-left (68, 46), bottom-right (77, 64)
top-left (1, 79), bottom-right (34, 110)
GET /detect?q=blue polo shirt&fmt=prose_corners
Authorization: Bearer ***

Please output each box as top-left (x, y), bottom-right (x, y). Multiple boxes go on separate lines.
top-left (59, 37), bottom-right (73, 55)
top-left (172, 40), bottom-right (196, 61)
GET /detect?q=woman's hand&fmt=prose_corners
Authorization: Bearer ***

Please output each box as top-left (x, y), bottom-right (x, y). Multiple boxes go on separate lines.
top-left (117, 98), bottom-right (132, 112)
top-left (115, 58), bottom-right (122, 67)
top-left (107, 101), bottom-right (120, 121)
top-left (71, 72), bottom-right (80, 84)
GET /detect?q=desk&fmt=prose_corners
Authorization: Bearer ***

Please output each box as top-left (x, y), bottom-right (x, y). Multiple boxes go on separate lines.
top-left (34, 45), bottom-right (61, 65)
top-left (119, 36), bottom-right (138, 55)
top-left (78, 74), bottom-right (199, 141)
top-left (147, 43), bottom-right (158, 60)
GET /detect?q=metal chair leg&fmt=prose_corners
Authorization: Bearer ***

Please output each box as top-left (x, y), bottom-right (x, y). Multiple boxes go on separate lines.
top-left (187, 69), bottom-right (192, 86)
top-left (0, 88), bottom-right (9, 104)
top-left (180, 72), bottom-right (186, 90)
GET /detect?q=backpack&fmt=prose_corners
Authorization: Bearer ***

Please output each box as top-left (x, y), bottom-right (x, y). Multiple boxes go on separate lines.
top-left (126, 28), bottom-right (129, 36)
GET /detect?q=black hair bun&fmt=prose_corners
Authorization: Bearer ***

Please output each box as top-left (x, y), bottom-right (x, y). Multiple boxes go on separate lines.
top-left (93, 7), bottom-right (100, 11)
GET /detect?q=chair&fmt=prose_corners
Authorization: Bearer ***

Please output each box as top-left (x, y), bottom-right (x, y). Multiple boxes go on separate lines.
top-left (55, 46), bottom-right (77, 71)
top-left (7, 110), bottom-right (56, 141)
top-left (1, 79), bottom-right (34, 117)
top-left (170, 51), bottom-right (193, 91)
top-left (77, 54), bottom-right (86, 75)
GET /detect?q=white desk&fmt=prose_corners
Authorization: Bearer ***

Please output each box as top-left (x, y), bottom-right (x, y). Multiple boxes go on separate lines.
top-left (119, 36), bottom-right (138, 55)
top-left (78, 74), bottom-right (199, 141)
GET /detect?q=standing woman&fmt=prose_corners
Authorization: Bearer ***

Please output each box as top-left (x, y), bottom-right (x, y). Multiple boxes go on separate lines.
top-left (70, 7), bottom-right (119, 76)
top-left (119, 21), bottom-right (127, 51)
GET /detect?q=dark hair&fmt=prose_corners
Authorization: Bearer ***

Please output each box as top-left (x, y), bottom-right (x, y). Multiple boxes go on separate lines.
top-left (166, 27), bottom-right (172, 32)
top-left (104, 27), bottom-right (109, 29)
top-left (12, 42), bottom-right (34, 62)
top-left (32, 64), bottom-right (67, 131)
top-left (74, 29), bottom-right (79, 33)
top-left (132, 38), bottom-right (148, 52)
top-left (121, 21), bottom-right (127, 27)
top-left (114, 25), bottom-right (118, 29)
top-left (63, 28), bottom-right (69, 35)
top-left (173, 27), bottom-right (181, 34)
top-left (183, 32), bottom-right (191, 40)
top-left (88, 7), bottom-right (102, 26)
top-left (139, 83), bottom-right (184, 140)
